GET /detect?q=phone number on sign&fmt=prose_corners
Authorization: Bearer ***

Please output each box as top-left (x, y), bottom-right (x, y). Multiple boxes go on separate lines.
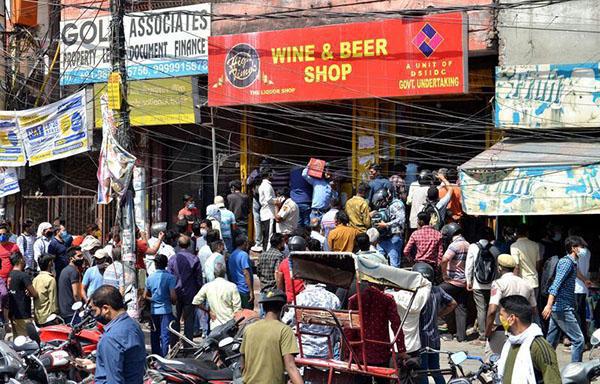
top-left (127, 61), bottom-right (208, 78)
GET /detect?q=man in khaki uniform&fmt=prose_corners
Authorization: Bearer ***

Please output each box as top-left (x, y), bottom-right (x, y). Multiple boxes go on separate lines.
top-left (510, 224), bottom-right (542, 296)
top-left (485, 254), bottom-right (537, 355)
top-left (241, 289), bottom-right (303, 384)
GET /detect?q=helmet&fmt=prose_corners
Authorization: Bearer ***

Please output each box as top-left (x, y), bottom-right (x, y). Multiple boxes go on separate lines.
top-left (418, 169), bottom-right (434, 186)
top-left (412, 262), bottom-right (434, 282)
top-left (150, 222), bottom-right (167, 238)
top-left (441, 222), bottom-right (462, 238)
top-left (372, 188), bottom-right (391, 209)
top-left (288, 236), bottom-right (306, 252)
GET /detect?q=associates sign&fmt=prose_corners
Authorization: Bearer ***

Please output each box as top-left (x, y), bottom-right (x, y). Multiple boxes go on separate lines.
top-left (60, 3), bottom-right (210, 85)
top-left (209, 13), bottom-right (468, 106)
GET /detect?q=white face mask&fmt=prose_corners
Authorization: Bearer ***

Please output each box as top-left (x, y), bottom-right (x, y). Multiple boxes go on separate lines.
top-left (552, 233), bottom-right (562, 242)
top-left (200, 229), bottom-right (208, 237)
top-left (577, 247), bottom-right (587, 257)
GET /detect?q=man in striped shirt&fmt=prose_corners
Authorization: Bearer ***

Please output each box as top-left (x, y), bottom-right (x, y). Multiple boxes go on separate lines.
top-left (542, 235), bottom-right (592, 363)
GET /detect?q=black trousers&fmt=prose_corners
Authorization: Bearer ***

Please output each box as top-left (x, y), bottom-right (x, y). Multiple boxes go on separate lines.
top-left (440, 282), bottom-right (468, 342)
top-left (576, 293), bottom-right (589, 343)
top-left (260, 219), bottom-right (274, 250)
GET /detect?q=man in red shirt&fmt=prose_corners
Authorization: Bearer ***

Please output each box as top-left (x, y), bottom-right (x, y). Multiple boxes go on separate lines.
top-left (345, 284), bottom-right (406, 383)
top-left (403, 212), bottom-right (443, 268)
top-left (275, 235), bottom-right (307, 303)
top-left (0, 224), bottom-right (18, 325)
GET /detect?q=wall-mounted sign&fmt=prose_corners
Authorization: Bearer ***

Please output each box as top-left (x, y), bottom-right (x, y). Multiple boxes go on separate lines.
top-left (60, 3), bottom-right (210, 85)
top-left (495, 63), bottom-right (600, 129)
top-left (93, 77), bottom-right (197, 127)
top-left (209, 13), bottom-right (468, 106)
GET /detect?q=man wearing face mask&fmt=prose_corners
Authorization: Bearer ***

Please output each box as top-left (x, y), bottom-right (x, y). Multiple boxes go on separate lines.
top-left (79, 285), bottom-right (145, 383)
top-left (58, 247), bottom-right (84, 322)
top-left (496, 295), bottom-right (560, 384)
top-left (48, 226), bottom-right (70, 281)
top-left (543, 235), bottom-right (591, 363)
top-left (16, 220), bottom-right (36, 271)
top-left (33, 222), bottom-right (53, 269)
top-left (82, 249), bottom-right (110, 300)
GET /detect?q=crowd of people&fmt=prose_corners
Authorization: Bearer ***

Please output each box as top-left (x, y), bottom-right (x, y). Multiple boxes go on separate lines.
top-left (0, 160), bottom-right (595, 383)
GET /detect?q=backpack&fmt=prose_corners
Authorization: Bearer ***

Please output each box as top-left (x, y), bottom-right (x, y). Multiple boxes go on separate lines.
top-left (540, 255), bottom-right (560, 296)
top-left (474, 242), bottom-right (497, 285)
top-left (422, 201), bottom-right (442, 230)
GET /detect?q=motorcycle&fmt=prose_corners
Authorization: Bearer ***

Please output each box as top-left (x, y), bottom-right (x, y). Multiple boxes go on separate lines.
top-left (9, 302), bottom-right (96, 383)
top-left (38, 303), bottom-right (102, 356)
top-left (445, 351), bottom-right (499, 384)
top-left (561, 328), bottom-right (600, 383)
top-left (146, 314), bottom-right (257, 383)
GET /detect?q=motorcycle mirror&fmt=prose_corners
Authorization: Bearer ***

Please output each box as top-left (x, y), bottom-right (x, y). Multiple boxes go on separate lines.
top-left (79, 310), bottom-right (86, 318)
top-left (71, 302), bottom-right (84, 311)
top-left (591, 329), bottom-right (600, 346)
top-left (13, 336), bottom-right (28, 347)
top-left (450, 351), bottom-right (468, 366)
top-left (45, 314), bottom-right (57, 323)
top-left (218, 337), bottom-right (234, 348)
top-left (489, 354), bottom-right (500, 364)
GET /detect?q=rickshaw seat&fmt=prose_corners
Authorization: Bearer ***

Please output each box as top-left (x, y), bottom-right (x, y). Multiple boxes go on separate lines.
top-left (295, 308), bottom-right (361, 329)
top-left (295, 357), bottom-right (398, 379)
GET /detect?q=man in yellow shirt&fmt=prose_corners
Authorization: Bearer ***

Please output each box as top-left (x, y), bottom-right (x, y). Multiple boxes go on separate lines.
top-left (345, 182), bottom-right (371, 232)
top-left (241, 289), bottom-right (302, 384)
top-left (327, 211), bottom-right (360, 253)
top-left (32, 254), bottom-right (58, 325)
top-left (510, 224), bottom-right (542, 296)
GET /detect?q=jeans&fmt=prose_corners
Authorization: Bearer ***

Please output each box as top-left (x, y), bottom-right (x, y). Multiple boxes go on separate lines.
top-left (297, 202), bottom-right (311, 227)
top-left (473, 289), bottom-right (491, 336)
top-left (151, 313), bottom-right (174, 357)
top-left (547, 309), bottom-right (584, 362)
top-left (310, 209), bottom-right (325, 223)
top-left (377, 234), bottom-right (403, 268)
top-left (194, 308), bottom-right (209, 337)
top-left (576, 293), bottom-right (589, 343)
top-left (223, 237), bottom-right (233, 254)
top-left (253, 200), bottom-right (263, 247)
top-left (175, 302), bottom-right (196, 349)
top-left (440, 282), bottom-right (468, 342)
top-left (419, 351), bottom-right (445, 384)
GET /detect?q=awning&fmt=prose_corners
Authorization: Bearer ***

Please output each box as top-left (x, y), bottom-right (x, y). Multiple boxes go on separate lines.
top-left (459, 139), bottom-right (600, 216)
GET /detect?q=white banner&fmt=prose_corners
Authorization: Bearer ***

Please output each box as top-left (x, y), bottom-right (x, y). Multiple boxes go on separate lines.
top-left (18, 90), bottom-right (89, 166)
top-left (0, 167), bottom-right (20, 198)
top-left (0, 113), bottom-right (25, 167)
top-left (60, 3), bottom-right (210, 85)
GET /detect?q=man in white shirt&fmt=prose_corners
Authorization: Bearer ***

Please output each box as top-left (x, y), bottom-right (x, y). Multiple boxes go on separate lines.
top-left (17, 220), bottom-right (36, 270)
top-left (465, 227), bottom-right (500, 341)
top-left (33, 222), bottom-right (53, 268)
top-left (510, 224), bottom-right (542, 296)
top-left (571, 229), bottom-right (591, 344)
top-left (192, 263), bottom-right (241, 330)
top-left (275, 187), bottom-right (299, 235)
top-left (485, 254), bottom-right (537, 355)
top-left (309, 218), bottom-right (325, 248)
top-left (258, 169), bottom-right (277, 251)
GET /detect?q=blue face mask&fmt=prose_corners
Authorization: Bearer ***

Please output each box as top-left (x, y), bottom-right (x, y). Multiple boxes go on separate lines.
top-left (187, 203), bottom-right (196, 209)
top-left (0, 234), bottom-right (7, 243)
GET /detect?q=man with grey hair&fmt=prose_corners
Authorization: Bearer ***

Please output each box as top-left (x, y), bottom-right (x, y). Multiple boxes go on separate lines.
top-left (192, 263), bottom-right (241, 330)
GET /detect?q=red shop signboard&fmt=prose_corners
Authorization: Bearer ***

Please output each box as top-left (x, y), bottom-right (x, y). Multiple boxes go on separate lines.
top-left (208, 13), bottom-right (468, 106)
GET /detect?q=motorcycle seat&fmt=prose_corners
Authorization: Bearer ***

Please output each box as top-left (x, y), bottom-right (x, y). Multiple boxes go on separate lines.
top-left (156, 357), bottom-right (234, 380)
top-left (10, 341), bottom-right (38, 354)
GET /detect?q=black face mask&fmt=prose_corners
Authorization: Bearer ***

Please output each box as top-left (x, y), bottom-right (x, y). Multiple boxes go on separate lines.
top-left (73, 259), bottom-right (85, 267)
top-left (45, 232), bottom-right (53, 239)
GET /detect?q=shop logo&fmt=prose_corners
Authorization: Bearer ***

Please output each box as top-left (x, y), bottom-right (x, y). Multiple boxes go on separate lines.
top-left (412, 24), bottom-right (444, 58)
top-left (225, 43), bottom-right (260, 88)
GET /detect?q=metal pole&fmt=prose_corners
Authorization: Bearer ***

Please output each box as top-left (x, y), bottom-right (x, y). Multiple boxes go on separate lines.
top-left (212, 125), bottom-right (218, 197)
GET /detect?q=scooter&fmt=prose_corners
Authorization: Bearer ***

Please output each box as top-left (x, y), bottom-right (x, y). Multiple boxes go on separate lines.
top-left (38, 302), bottom-right (102, 356)
top-left (146, 316), bottom-right (254, 383)
top-left (561, 328), bottom-right (600, 383)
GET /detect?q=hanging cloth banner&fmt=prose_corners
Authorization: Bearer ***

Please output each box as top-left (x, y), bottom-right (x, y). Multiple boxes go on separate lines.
top-left (97, 95), bottom-right (136, 205)
top-left (0, 114), bottom-right (25, 167)
top-left (0, 167), bottom-right (20, 198)
top-left (18, 90), bottom-right (89, 166)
